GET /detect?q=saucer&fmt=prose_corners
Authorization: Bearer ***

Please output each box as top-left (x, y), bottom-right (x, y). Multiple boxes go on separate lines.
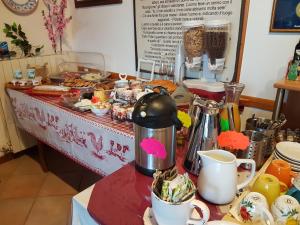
top-left (143, 208), bottom-right (158, 225)
top-left (143, 207), bottom-right (238, 225)
top-left (143, 207), bottom-right (201, 225)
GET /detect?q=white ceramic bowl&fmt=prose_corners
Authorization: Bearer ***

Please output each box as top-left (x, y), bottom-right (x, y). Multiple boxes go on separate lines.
top-left (91, 108), bottom-right (109, 116)
top-left (115, 80), bottom-right (129, 88)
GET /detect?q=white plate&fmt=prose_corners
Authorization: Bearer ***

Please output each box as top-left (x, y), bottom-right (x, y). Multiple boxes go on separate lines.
top-left (274, 151), bottom-right (300, 166)
top-left (274, 154), bottom-right (300, 172)
top-left (207, 222), bottom-right (239, 225)
top-left (276, 142), bottom-right (300, 162)
top-left (291, 167), bottom-right (300, 172)
top-left (143, 207), bottom-right (239, 225)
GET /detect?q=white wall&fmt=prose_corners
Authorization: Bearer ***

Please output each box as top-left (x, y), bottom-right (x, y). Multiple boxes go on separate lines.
top-left (71, 1), bottom-right (136, 74)
top-left (0, 1), bottom-right (73, 55)
top-left (240, 0), bottom-right (299, 100)
top-left (1, 0), bottom-right (296, 132)
top-left (1, 0), bottom-right (297, 101)
top-left (0, 2), bottom-right (73, 153)
top-left (72, 0), bottom-right (298, 103)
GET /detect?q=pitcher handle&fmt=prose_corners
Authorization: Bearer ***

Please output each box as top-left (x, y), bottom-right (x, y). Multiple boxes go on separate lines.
top-left (236, 159), bottom-right (256, 190)
top-left (257, 205), bottom-right (275, 225)
top-left (186, 199), bottom-right (210, 225)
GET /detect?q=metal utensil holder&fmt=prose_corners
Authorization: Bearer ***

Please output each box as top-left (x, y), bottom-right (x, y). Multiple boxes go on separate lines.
top-left (256, 128), bottom-right (276, 157)
top-left (237, 130), bottom-right (267, 170)
top-left (246, 117), bottom-right (276, 158)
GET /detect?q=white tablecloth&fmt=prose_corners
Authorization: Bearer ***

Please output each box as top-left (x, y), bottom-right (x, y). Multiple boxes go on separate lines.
top-left (72, 185), bottom-right (98, 225)
top-left (8, 89), bottom-right (135, 176)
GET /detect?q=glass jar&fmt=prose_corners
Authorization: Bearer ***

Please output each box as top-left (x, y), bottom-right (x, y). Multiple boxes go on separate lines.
top-left (204, 20), bottom-right (230, 71)
top-left (182, 20), bottom-right (205, 70)
top-left (220, 82), bottom-right (245, 132)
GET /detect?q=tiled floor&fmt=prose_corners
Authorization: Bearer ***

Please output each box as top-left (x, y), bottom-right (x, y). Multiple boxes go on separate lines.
top-left (0, 155), bottom-right (77, 225)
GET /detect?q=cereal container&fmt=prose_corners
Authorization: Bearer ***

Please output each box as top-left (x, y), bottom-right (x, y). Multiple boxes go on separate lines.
top-left (204, 20), bottom-right (230, 71)
top-left (182, 20), bottom-right (205, 70)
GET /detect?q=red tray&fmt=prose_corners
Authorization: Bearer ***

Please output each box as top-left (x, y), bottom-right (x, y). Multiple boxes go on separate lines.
top-left (25, 89), bottom-right (69, 97)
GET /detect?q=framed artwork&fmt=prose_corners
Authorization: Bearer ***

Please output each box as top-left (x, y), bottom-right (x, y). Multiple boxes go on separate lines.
top-left (270, 0), bottom-right (300, 32)
top-left (75, 0), bottom-right (122, 8)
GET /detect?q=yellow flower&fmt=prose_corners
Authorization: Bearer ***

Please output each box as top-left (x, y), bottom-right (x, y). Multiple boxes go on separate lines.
top-left (177, 110), bottom-right (191, 128)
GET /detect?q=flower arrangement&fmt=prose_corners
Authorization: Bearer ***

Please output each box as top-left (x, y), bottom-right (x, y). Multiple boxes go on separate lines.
top-left (217, 131), bottom-right (250, 152)
top-left (42, 0), bottom-right (72, 53)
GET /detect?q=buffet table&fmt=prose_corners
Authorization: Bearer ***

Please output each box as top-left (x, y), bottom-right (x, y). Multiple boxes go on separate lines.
top-left (7, 89), bottom-right (135, 176)
top-left (7, 88), bottom-right (255, 225)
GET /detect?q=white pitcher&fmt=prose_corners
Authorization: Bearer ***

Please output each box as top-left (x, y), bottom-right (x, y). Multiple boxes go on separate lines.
top-left (197, 150), bottom-right (256, 204)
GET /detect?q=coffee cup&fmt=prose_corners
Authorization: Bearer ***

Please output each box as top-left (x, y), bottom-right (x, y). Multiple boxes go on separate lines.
top-left (266, 159), bottom-right (297, 187)
top-left (252, 174), bottom-right (288, 206)
top-left (94, 89), bottom-right (107, 102)
top-left (238, 192), bottom-right (274, 223)
top-left (271, 195), bottom-right (300, 224)
top-left (14, 69), bottom-right (22, 79)
top-left (27, 68), bottom-right (36, 79)
top-left (151, 191), bottom-right (210, 225)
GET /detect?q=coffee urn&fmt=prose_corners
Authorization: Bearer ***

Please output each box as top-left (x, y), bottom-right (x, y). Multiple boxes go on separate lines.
top-left (132, 88), bottom-right (182, 176)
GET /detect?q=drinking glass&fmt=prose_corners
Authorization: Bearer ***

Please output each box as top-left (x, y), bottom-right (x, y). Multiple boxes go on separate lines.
top-left (167, 63), bottom-right (175, 82)
top-left (158, 61), bottom-right (168, 80)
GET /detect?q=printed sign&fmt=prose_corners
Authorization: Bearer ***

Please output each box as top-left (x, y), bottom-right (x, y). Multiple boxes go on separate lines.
top-left (134, 0), bottom-right (244, 82)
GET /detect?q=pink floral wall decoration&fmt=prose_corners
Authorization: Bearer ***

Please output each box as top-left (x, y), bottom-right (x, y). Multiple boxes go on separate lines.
top-left (42, 0), bottom-right (72, 53)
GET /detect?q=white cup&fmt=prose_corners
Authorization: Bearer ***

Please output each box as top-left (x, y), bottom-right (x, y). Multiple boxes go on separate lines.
top-left (151, 191), bottom-right (210, 225)
top-left (239, 192), bottom-right (274, 224)
top-left (271, 195), bottom-right (300, 224)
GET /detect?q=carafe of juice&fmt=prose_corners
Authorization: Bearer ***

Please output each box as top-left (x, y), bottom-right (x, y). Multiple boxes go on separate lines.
top-left (220, 82), bottom-right (245, 132)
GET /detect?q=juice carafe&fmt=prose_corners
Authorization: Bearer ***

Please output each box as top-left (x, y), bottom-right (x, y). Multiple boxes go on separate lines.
top-left (220, 82), bottom-right (245, 132)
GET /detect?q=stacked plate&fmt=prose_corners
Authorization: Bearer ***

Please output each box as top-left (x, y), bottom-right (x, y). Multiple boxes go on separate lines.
top-left (274, 142), bottom-right (300, 172)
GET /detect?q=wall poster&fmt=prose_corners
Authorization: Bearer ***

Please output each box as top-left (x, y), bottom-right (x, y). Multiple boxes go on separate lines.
top-left (134, 0), bottom-right (245, 82)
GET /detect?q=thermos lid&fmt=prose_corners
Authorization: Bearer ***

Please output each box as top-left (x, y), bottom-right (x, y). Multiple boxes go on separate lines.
top-left (132, 88), bottom-right (181, 129)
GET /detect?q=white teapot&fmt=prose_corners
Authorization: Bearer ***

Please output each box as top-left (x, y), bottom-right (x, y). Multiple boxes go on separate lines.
top-left (197, 150), bottom-right (256, 204)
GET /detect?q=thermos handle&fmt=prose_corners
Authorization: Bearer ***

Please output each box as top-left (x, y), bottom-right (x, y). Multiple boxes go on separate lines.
top-left (173, 113), bottom-right (182, 130)
top-left (236, 159), bottom-right (256, 190)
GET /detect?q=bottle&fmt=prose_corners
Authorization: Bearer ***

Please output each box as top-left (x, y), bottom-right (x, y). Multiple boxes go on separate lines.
top-left (293, 39), bottom-right (300, 63)
top-left (293, 40), bottom-right (300, 76)
top-left (174, 44), bottom-right (185, 84)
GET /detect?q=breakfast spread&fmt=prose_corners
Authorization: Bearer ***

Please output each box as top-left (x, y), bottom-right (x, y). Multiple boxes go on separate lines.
top-left (146, 79), bottom-right (177, 93)
top-left (81, 73), bottom-right (103, 81)
top-left (6, 70), bottom-right (300, 225)
top-left (63, 77), bottom-right (98, 88)
top-left (7, 76), bottom-right (43, 89)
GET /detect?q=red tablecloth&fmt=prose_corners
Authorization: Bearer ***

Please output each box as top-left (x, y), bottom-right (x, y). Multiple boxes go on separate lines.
top-left (87, 147), bottom-right (225, 225)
